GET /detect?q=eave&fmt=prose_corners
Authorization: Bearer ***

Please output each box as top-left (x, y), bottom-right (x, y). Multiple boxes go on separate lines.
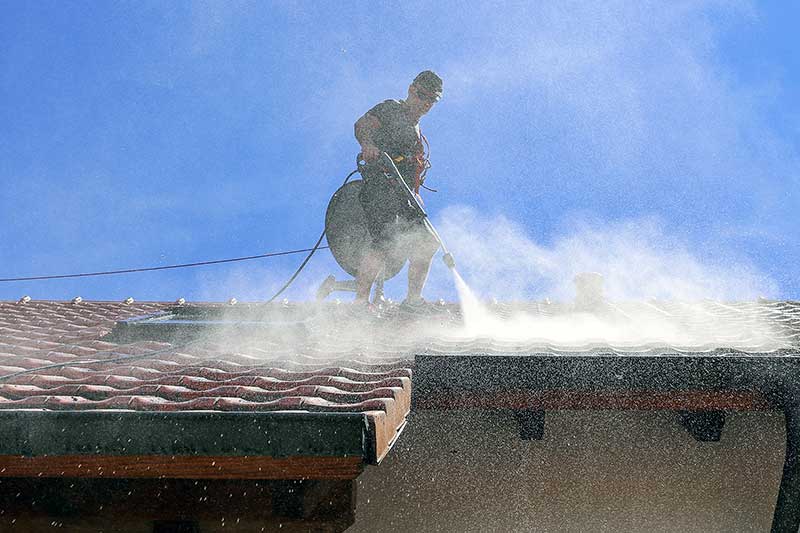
top-left (0, 409), bottom-right (406, 480)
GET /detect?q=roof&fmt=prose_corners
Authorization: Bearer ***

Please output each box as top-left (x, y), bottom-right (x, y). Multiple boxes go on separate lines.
top-left (0, 300), bottom-right (412, 476)
top-left (0, 297), bottom-right (798, 479)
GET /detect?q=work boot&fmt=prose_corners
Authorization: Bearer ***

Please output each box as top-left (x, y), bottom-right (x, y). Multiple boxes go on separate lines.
top-left (399, 296), bottom-right (435, 314)
top-left (346, 299), bottom-right (381, 319)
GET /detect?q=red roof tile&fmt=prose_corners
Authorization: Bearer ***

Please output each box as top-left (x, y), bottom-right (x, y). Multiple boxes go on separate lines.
top-left (0, 300), bottom-right (413, 469)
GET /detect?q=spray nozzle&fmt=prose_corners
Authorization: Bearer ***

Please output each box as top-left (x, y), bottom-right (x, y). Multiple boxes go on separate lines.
top-left (442, 252), bottom-right (456, 270)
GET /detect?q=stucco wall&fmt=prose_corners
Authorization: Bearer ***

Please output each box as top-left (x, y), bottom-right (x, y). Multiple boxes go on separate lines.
top-left (351, 410), bottom-right (784, 532)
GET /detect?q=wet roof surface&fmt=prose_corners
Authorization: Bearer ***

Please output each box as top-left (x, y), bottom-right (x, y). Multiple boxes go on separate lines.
top-left (0, 300), bottom-right (412, 410)
top-left (0, 298), bottom-right (797, 463)
top-left (0, 300), bottom-right (417, 464)
top-left (0, 298), bottom-right (797, 417)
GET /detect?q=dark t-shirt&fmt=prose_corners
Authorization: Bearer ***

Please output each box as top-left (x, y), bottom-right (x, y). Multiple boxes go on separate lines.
top-left (366, 99), bottom-right (423, 159)
top-left (358, 99), bottom-right (435, 248)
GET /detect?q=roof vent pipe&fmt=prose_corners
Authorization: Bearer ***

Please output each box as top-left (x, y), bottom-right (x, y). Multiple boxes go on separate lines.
top-left (573, 272), bottom-right (604, 311)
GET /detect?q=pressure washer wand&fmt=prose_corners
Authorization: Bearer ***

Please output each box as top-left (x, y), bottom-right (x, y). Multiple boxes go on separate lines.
top-left (381, 152), bottom-right (456, 270)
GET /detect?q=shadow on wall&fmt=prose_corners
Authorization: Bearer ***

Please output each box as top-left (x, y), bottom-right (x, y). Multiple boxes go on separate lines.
top-left (351, 410), bottom-right (784, 533)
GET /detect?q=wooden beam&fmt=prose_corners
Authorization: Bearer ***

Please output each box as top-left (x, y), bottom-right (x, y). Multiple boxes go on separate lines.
top-left (513, 410), bottom-right (546, 440)
top-left (0, 478), bottom-right (357, 532)
top-left (0, 455), bottom-right (363, 480)
top-left (678, 411), bottom-right (726, 442)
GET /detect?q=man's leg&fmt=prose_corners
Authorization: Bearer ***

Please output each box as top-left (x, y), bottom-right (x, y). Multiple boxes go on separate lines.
top-left (405, 228), bottom-right (440, 302)
top-left (355, 247), bottom-right (385, 303)
top-left (356, 172), bottom-right (393, 304)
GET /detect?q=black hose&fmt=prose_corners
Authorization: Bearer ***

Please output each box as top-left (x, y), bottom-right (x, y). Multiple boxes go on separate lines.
top-left (266, 167), bottom-right (360, 302)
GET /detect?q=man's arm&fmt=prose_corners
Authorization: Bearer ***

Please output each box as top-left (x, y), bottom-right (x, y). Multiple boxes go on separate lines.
top-left (354, 112), bottom-right (381, 162)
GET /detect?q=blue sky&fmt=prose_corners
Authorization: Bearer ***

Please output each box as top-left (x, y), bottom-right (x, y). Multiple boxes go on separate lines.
top-left (1, 1), bottom-right (798, 303)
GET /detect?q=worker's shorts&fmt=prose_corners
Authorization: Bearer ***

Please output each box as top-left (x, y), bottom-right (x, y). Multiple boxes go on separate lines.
top-left (358, 167), bottom-right (438, 258)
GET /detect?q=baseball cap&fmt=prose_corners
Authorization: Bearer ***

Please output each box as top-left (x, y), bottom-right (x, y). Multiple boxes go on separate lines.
top-left (412, 70), bottom-right (443, 101)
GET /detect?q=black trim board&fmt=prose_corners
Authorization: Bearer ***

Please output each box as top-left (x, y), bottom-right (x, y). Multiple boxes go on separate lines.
top-left (414, 354), bottom-right (800, 398)
top-left (0, 411), bottom-right (374, 461)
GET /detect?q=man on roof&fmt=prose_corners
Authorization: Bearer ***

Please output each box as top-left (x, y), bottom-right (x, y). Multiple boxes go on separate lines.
top-left (353, 70), bottom-right (443, 307)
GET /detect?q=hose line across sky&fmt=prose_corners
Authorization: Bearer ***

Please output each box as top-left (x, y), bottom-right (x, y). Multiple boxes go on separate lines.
top-left (0, 246), bottom-right (330, 282)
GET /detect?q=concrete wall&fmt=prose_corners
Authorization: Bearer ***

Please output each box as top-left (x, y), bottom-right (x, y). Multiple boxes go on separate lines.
top-left (351, 410), bottom-right (785, 532)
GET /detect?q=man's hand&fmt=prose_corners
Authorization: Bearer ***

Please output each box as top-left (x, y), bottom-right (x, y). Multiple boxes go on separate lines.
top-left (361, 143), bottom-right (380, 163)
top-left (355, 113), bottom-right (381, 162)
